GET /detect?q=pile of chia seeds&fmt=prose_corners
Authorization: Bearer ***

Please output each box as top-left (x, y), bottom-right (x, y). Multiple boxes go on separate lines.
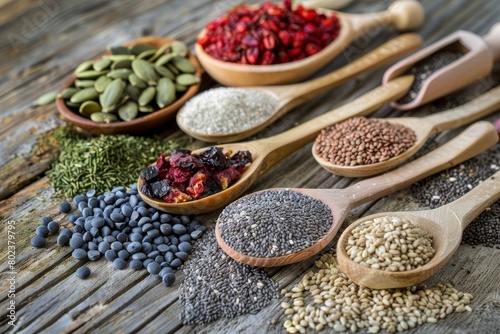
top-left (411, 145), bottom-right (500, 247)
top-left (218, 189), bottom-right (333, 257)
top-left (398, 50), bottom-right (463, 104)
top-left (179, 229), bottom-right (279, 325)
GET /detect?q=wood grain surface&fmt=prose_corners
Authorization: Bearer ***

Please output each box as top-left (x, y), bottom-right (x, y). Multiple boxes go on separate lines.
top-left (0, 0), bottom-right (499, 333)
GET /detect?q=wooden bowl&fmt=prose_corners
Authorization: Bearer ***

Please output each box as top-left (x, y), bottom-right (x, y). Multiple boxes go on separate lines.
top-left (56, 36), bottom-right (202, 135)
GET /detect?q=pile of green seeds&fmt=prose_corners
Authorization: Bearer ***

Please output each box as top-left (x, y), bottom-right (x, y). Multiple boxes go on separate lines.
top-left (59, 41), bottom-right (199, 123)
top-left (46, 129), bottom-right (182, 198)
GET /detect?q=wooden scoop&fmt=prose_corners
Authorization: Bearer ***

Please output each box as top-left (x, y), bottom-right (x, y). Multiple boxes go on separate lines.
top-left (337, 168), bottom-right (500, 289)
top-left (313, 84), bottom-right (500, 177)
top-left (138, 76), bottom-right (414, 214)
top-left (215, 121), bottom-right (498, 267)
top-left (195, 0), bottom-right (424, 86)
top-left (178, 34), bottom-right (422, 143)
top-left (384, 22), bottom-right (500, 110)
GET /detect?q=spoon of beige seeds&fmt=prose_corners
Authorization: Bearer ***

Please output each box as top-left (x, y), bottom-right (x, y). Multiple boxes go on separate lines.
top-left (215, 121), bottom-right (498, 267)
top-left (337, 168), bottom-right (500, 289)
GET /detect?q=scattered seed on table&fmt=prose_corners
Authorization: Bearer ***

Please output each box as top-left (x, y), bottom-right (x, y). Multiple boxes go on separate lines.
top-left (57, 234), bottom-right (70, 246)
top-left (31, 235), bottom-right (46, 248)
top-left (113, 258), bottom-right (127, 270)
top-left (41, 216), bottom-right (52, 226)
top-left (147, 261), bottom-right (161, 275)
top-left (36, 225), bottom-right (49, 237)
top-left (72, 248), bottom-right (87, 260)
top-left (76, 266), bottom-right (91, 279)
top-left (58, 201), bottom-right (72, 213)
top-left (47, 221), bottom-right (60, 234)
top-left (87, 250), bottom-right (101, 261)
top-left (219, 189), bottom-right (332, 257)
top-left (129, 259), bottom-right (143, 270)
top-left (163, 273), bottom-right (176, 287)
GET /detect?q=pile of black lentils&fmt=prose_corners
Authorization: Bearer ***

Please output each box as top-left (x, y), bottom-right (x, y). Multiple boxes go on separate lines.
top-left (31, 183), bottom-right (206, 285)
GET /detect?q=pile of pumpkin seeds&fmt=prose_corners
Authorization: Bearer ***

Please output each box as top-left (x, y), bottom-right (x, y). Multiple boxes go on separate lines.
top-left (58, 41), bottom-right (199, 123)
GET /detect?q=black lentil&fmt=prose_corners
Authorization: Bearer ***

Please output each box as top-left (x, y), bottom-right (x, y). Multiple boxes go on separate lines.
top-left (163, 273), bottom-right (176, 287)
top-left (130, 259), bottom-right (143, 270)
top-left (36, 225), bottom-right (49, 237)
top-left (41, 216), bottom-right (52, 226)
top-left (105, 250), bottom-right (117, 262)
top-left (180, 229), bottom-right (279, 325)
top-left (147, 261), bottom-right (161, 275)
top-left (219, 189), bottom-right (332, 257)
top-left (59, 201), bottom-right (72, 213)
top-left (113, 258), bottom-right (127, 270)
top-left (411, 145), bottom-right (500, 246)
top-left (57, 234), bottom-right (70, 246)
top-left (398, 51), bottom-right (463, 104)
top-left (76, 266), bottom-right (91, 279)
top-left (72, 248), bottom-right (87, 260)
top-left (47, 221), bottom-right (60, 234)
top-left (31, 235), bottom-right (46, 248)
top-left (87, 250), bottom-right (101, 261)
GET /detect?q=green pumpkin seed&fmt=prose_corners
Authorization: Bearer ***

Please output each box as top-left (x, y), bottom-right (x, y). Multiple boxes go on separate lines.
top-left (74, 61), bottom-right (94, 74)
top-left (35, 91), bottom-right (57, 106)
top-left (149, 43), bottom-right (171, 62)
top-left (129, 44), bottom-right (154, 56)
top-left (107, 68), bottom-right (132, 79)
top-left (125, 84), bottom-right (142, 101)
top-left (137, 49), bottom-right (156, 60)
top-left (118, 101), bottom-right (139, 121)
top-left (138, 86), bottom-right (156, 106)
top-left (58, 87), bottom-right (79, 99)
top-left (111, 59), bottom-right (132, 70)
top-left (90, 112), bottom-right (118, 123)
top-left (93, 58), bottom-right (111, 71)
top-left (171, 41), bottom-right (188, 57)
top-left (75, 70), bottom-right (108, 79)
top-left (166, 63), bottom-right (180, 75)
top-left (156, 77), bottom-right (176, 108)
top-left (139, 105), bottom-right (154, 113)
top-left (176, 73), bottom-right (199, 86)
top-left (70, 87), bottom-right (99, 103)
top-left (172, 57), bottom-right (196, 73)
top-left (79, 101), bottom-right (102, 117)
top-left (155, 52), bottom-right (176, 67)
top-left (132, 59), bottom-right (158, 85)
top-left (75, 79), bottom-right (96, 88)
top-left (175, 83), bottom-right (188, 92)
top-left (105, 54), bottom-right (135, 62)
top-left (108, 45), bottom-right (130, 55)
top-left (100, 78), bottom-right (125, 112)
top-left (94, 76), bottom-right (113, 93)
top-left (66, 101), bottom-right (81, 108)
top-left (128, 73), bottom-right (147, 89)
top-left (154, 65), bottom-right (175, 80)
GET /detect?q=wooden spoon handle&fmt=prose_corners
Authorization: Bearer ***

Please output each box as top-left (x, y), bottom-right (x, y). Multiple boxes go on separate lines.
top-left (423, 85), bottom-right (500, 132)
top-left (483, 22), bottom-right (500, 62)
top-left (276, 34), bottom-right (422, 108)
top-left (440, 169), bottom-right (500, 230)
top-left (342, 121), bottom-right (499, 206)
top-left (348, 0), bottom-right (424, 33)
top-left (253, 75), bottom-right (413, 171)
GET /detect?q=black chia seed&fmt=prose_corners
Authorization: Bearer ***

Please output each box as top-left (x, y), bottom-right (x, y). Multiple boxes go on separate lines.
top-left (219, 189), bottom-right (333, 257)
top-left (179, 229), bottom-right (279, 325)
top-left (398, 51), bottom-right (463, 104)
top-left (411, 145), bottom-right (500, 247)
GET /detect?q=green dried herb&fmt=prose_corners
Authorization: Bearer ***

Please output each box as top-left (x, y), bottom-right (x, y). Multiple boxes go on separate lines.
top-left (47, 129), bottom-right (186, 198)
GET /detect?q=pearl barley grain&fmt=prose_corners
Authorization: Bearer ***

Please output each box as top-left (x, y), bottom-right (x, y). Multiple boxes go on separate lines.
top-left (179, 87), bottom-right (278, 135)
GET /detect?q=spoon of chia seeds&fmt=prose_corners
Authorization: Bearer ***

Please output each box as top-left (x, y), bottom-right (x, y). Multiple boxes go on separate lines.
top-left (214, 121), bottom-right (498, 267)
top-left (337, 168), bottom-right (500, 289)
top-left (176, 34), bottom-right (422, 143)
top-left (312, 84), bottom-right (500, 178)
top-left (139, 75), bottom-right (414, 215)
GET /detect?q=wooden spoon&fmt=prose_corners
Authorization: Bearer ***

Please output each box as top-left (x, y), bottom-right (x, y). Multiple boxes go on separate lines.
top-left (138, 76), bottom-right (414, 214)
top-left (337, 168), bottom-right (500, 289)
top-left (195, 0), bottom-right (424, 86)
top-left (215, 121), bottom-right (498, 267)
top-left (178, 34), bottom-right (422, 143)
top-left (313, 84), bottom-right (500, 177)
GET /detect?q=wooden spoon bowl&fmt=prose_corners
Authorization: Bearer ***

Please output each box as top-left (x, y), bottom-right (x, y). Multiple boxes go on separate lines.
top-left (313, 84), bottom-right (500, 177)
top-left (56, 36), bottom-right (202, 135)
top-left (337, 168), bottom-right (500, 289)
top-left (195, 0), bottom-right (424, 86)
top-left (214, 121), bottom-right (498, 267)
top-left (138, 76), bottom-right (413, 215)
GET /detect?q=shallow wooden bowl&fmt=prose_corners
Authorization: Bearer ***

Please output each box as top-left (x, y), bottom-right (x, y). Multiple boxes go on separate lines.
top-left (56, 36), bottom-right (202, 135)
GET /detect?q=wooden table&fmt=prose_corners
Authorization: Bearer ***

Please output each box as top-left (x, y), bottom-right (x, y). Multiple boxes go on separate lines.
top-left (1, 0), bottom-right (499, 333)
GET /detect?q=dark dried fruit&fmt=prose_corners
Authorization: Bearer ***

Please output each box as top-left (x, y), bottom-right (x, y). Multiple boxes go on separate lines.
top-left (139, 166), bottom-right (159, 182)
top-left (199, 146), bottom-right (229, 169)
top-left (150, 179), bottom-right (170, 197)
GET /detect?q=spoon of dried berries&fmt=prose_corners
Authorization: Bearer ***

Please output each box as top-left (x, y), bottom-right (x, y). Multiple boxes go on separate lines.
top-left (214, 121), bottom-right (498, 267)
top-left (195, 0), bottom-right (424, 86)
top-left (337, 168), bottom-right (500, 289)
top-left (312, 84), bottom-right (500, 177)
top-left (177, 33), bottom-right (422, 143)
top-left (138, 75), bottom-right (414, 214)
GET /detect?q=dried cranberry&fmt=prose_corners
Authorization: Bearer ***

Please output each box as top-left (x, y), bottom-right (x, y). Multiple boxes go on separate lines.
top-left (216, 168), bottom-right (241, 190)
